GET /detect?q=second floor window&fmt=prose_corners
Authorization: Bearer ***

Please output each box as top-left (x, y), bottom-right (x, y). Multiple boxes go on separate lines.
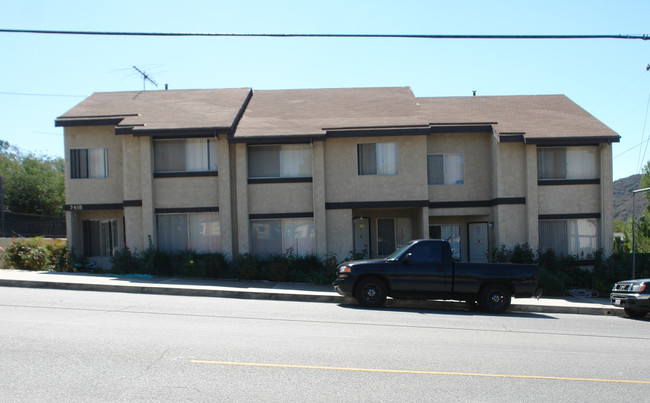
top-left (154, 138), bottom-right (217, 173)
top-left (70, 148), bottom-right (108, 179)
top-left (357, 142), bottom-right (398, 175)
top-left (248, 144), bottom-right (312, 178)
top-left (537, 146), bottom-right (599, 180)
top-left (428, 154), bottom-right (464, 185)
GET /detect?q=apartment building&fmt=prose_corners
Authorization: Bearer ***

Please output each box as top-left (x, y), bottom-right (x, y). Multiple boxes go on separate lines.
top-left (55, 86), bottom-right (619, 268)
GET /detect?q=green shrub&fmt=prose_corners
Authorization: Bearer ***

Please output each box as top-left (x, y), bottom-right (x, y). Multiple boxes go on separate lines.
top-left (110, 246), bottom-right (142, 274)
top-left (196, 252), bottom-right (231, 278)
top-left (4, 237), bottom-right (68, 271)
top-left (233, 253), bottom-right (260, 280)
top-left (46, 239), bottom-right (68, 272)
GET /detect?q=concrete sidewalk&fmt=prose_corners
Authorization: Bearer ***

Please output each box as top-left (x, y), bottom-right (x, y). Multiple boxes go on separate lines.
top-left (0, 269), bottom-right (624, 316)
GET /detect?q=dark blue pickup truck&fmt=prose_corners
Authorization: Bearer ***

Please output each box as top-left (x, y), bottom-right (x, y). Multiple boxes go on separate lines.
top-left (333, 239), bottom-right (540, 313)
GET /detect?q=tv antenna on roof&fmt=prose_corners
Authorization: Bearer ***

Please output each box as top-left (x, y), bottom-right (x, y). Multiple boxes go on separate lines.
top-left (132, 65), bottom-right (158, 90)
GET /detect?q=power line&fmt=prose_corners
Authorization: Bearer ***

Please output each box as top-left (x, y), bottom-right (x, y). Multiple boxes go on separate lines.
top-left (0, 91), bottom-right (86, 98)
top-left (1, 28), bottom-right (649, 40)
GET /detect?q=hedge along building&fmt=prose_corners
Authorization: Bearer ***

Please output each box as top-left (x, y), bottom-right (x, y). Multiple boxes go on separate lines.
top-left (56, 87), bottom-right (619, 268)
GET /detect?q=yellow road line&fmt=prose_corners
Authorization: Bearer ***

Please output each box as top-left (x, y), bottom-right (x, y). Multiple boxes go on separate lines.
top-left (189, 360), bottom-right (650, 385)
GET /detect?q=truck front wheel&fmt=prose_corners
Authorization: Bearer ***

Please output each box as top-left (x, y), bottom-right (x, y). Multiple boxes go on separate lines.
top-left (354, 277), bottom-right (387, 308)
top-left (478, 284), bottom-right (511, 313)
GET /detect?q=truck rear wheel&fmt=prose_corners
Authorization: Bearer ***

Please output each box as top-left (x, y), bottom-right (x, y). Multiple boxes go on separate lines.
top-left (478, 284), bottom-right (511, 313)
top-left (354, 277), bottom-right (387, 308)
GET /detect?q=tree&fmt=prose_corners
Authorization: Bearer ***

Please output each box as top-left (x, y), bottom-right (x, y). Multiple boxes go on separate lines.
top-left (616, 162), bottom-right (650, 253)
top-left (0, 141), bottom-right (65, 217)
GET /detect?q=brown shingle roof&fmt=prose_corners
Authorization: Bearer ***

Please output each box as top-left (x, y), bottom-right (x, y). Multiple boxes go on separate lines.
top-left (417, 94), bottom-right (619, 142)
top-left (56, 88), bottom-right (619, 143)
top-left (234, 87), bottom-right (428, 137)
top-left (56, 88), bottom-right (252, 132)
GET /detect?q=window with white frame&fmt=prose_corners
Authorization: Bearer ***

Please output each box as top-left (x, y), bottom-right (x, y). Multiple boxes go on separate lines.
top-left (537, 146), bottom-right (599, 180)
top-left (429, 224), bottom-right (461, 260)
top-left (70, 148), bottom-right (108, 179)
top-left (539, 218), bottom-right (599, 259)
top-left (250, 218), bottom-right (315, 256)
top-left (83, 219), bottom-right (118, 257)
top-left (357, 143), bottom-right (398, 175)
top-left (248, 144), bottom-right (312, 179)
top-left (154, 138), bottom-right (218, 173)
top-left (156, 212), bottom-right (221, 252)
top-left (427, 154), bottom-right (464, 185)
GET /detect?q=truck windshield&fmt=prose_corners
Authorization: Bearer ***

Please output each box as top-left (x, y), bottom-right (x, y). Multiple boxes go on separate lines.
top-left (386, 241), bottom-right (415, 261)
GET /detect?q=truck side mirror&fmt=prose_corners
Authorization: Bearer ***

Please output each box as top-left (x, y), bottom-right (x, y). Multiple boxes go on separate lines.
top-left (403, 253), bottom-right (412, 265)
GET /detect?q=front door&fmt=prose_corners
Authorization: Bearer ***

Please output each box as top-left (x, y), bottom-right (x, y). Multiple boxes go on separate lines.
top-left (353, 217), bottom-right (370, 259)
top-left (468, 222), bottom-right (488, 263)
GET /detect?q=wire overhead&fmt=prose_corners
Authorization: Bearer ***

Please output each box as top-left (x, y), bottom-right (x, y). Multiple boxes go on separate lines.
top-left (1, 28), bottom-right (649, 40)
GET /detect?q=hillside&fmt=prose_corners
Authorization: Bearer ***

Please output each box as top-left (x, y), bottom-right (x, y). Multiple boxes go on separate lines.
top-left (613, 174), bottom-right (649, 222)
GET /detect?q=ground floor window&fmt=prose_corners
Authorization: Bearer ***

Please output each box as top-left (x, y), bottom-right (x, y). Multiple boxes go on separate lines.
top-left (250, 218), bottom-right (315, 257)
top-left (377, 217), bottom-right (413, 256)
top-left (539, 219), bottom-right (598, 259)
top-left (83, 219), bottom-right (118, 257)
top-left (157, 212), bottom-right (221, 252)
top-left (429, 224), bottom-right (461, 260)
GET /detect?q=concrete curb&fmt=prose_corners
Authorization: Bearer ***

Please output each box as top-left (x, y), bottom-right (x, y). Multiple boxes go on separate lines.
top-left (0, 276), bottom-right (625, 316)
top-left (0, 279), bottom-right (346, 303)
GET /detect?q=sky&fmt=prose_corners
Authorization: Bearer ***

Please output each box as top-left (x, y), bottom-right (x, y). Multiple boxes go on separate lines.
top-left (1, 0), bottom-right (649, 180)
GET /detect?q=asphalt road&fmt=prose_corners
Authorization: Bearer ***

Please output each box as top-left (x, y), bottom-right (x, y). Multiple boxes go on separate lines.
top-left (1, 287), bottom-right (648, 402)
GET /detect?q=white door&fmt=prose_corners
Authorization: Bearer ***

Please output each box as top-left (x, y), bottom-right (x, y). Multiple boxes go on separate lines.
top-left (468, 222), bottom-right (488, 263)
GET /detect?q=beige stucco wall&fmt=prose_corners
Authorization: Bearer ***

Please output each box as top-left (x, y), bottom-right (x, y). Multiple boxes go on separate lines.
top-left (217, 134), bottom-right (233, 256)
top-left (248, 183), bottom-right (313, 214)
top-left (325, 209), bottom-right (353, 261)
top-left (493, 204), bottom-right (528, 248)
top-left (600, 143), bottom-right (614, 255)
top-left (495, 141), bottom-right (527, 197)
top-left (234, 143), bottom-right (250, 253)
top-left (153, 177), bottom-right (219, 209)
top-left (64, 126), bottom-right (124, 205)
top-left (312, 141), bottom-right (327, 256)
top-left (525, 145), bottom-right (539, 250)
top-left (325, 136), bottom-right (428, 202)
top-left (427, 132), bottom-right (492, 201)
top-left (537, 185), bottom-right (601, 215)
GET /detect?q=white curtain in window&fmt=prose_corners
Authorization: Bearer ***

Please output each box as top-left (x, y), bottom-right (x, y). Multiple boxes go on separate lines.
top-left (566, 147), bottom-right (598, 179)
top-left (567, 219), bottom-right (598, 258)
top-left (376, 143), bottom-right (397, 175)
top-left (396, 218), bottom-right (413, 247)
top-left (88, 148), bottom-right (107, 178)
top-left (280, 144), bottom-right (311, 177)
top-left (186, 139), bottom-right (209, 171)
top-left (189, 213), bottom-right (221, 252)
top-left (283, 219), bottom-right (315, 255)
top-left (208, 140), bottom-right (218, 171)
top-left (157, 214), bottom-right (188, 252)
top-left (444, 154), bottom-right (464, 185)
